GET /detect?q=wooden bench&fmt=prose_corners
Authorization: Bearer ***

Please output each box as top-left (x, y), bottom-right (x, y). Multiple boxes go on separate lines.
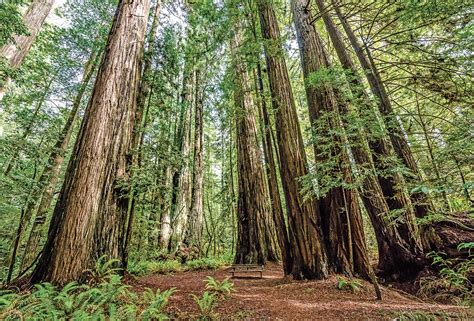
top-left (228, 264), bottom-right (264, 278)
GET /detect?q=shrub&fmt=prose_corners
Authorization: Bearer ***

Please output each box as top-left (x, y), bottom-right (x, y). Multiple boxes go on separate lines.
top-left (185, 258), bottom-right (225, 271)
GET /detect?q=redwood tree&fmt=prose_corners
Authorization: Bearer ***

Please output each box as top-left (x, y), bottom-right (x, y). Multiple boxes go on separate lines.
top-left (231, 26), bottom-right (268, 265)
top-left (291, 0), bottom-right (372, 277)
top-left (0, 0), bottom-right (55, 97)
top-left (31, 0), bottom-right (152, 285)
top-left (257, 0), bottom-right (328, 279)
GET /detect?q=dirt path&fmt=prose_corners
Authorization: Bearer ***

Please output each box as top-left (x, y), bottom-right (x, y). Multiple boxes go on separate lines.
top-left (130, 264), bottom-right (471, 319)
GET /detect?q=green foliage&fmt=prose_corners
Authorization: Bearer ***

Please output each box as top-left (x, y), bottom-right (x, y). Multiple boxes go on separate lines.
top-left (419, 244), bottom-right (473, 304)
top-left (129, 260), bottom-right (182, 276)
top-left (0, 275), bottom-right (174, 320)
top-left (336, 277), bottom-right (363, 293)
top-left (204, 276), bottom-right (235, 298)
top-left (394, 310), bottom-right (450, 320)
top-left (185, 257), bottom-right (227, 271)
top-left (0, 0), bottom-right (28, 47)
top-left (191, 291), bottom-right (218, 320)
top-left (84, 255), bottom-right (122, 284)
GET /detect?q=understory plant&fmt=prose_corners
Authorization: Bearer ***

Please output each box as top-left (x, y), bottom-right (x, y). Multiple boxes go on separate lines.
top-left (0, 258), bottom-right (176, 320)
top-left (336, 277), bottom-right (363, 293)
top-left (419, 243), bottom-right (473, 305)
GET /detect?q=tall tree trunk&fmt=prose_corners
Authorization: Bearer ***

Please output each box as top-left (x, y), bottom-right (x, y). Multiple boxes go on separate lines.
top-left (249, 5), bottom-right (291, 268)
top-left (183, 68), bottom-right (204, 252)
top-left (310, 0), bottom-right (424, 278)
top-left (292, 0), bottom-right (371, 277)
top-left (31, 0), bottom-right (151, 285)
top-left (231, 26), bottom-right (268, 265)
top-left (19, 49), bottom-right (100, 272)
top-left (122, 0), bottom-right (161, 267)
top-left (253, 63), bottom-right (290, 270)
top-left (173, 66), bottom-right (195, 248)
top-left (257, 0), bottom-right (328, 280)
top-left (314, 0), bottom-right (423, 254)
top-left (329, 0), bottom-right (433, 218)
top-left (0, 0), bottom-right (55, 98)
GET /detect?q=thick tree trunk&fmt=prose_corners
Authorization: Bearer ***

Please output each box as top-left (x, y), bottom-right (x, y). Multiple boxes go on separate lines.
top-left (0, 0), bottom-right (55, 97)
top-left (248, 6), bottom-right (289, 270)
top-left (311, 0), bottom-right (424, 278)
top-left (329, 0), bottom-right (433, 218)
top-left (183, 68), bottom-right (204, 252)
top-left (315, 0), bottom-right (424, 255)
top-left (231, 27), bottom-right (268, 265)
top-left (122, 0), bottom-right (161, 267)
top-left (257, 0), bottom-right (328, 280)
top-left (19, 50), bottom-right (99, 272)
top-left (292, 0), bottom-right (371, 277)
top-left (31, 0), bottom-right (151, 285)
top-left (172, 64), bottom-right (195, 249)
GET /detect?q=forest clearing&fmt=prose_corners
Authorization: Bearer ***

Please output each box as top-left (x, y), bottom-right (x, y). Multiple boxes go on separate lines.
top-left (0, 0), bottom-right (472, 319)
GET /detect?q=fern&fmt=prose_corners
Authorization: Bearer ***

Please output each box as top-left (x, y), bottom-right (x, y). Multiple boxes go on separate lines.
top-left (205, 276), bottom-right (235, 298)
top-left (192, 291), bottom-right (218, 319)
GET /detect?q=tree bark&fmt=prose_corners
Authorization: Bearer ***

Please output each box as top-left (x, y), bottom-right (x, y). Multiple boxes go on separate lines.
top-left (122, 0), bottom-right (161, 268)
top-left (19, 49), bottom-right (100, 272)
top-left (247, 3), bottom-right (289, 270)
top-left (257, 0), bottom-right (328, 280)
top-left (31, 0), bottom-right (151, 285)
top-left (329, 0), bottom-right (434, 218)
top-left (312, 0), bottom-right (424, 278)
top-left (173, 65), bottom-right (195, 248)
top-left (183, 68), bottom-right (204, 252)
top-left (0, 0), bottom-right (55, 97)
top-left (292, 0), bottom-right (371, 277)
top-left (231, 27), bottom-right (268, 265)
top-left (317, 0), bottom-right (421, 253)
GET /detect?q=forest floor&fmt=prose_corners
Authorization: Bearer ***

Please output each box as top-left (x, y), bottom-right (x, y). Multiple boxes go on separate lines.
top-left (130, 263), bottom-right (472, 319)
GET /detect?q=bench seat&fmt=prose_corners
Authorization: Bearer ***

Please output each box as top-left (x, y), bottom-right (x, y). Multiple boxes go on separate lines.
top-left (228, 264), bottom-right (264, 278)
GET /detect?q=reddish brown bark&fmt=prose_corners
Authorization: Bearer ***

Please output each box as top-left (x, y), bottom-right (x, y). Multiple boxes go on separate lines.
top-left (231, 27), bottom-right (268, 265)
top-left (31, 0), bottom-right (151, 285)
top-left (292, 0), bottom-right (371, 277)
top-left (257, 0), bottom-right (328, 279)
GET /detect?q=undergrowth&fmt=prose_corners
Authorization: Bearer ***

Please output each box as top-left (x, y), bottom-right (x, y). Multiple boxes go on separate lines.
top-left (0, 258), bottom-right (176, 320)
top-left (418, 242), bottom-right (473, 305)
top-left (129, 256), bottom-right (231, 276)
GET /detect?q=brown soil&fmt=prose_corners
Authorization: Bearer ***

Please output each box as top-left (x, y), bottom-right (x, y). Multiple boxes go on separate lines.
top-left (130, 263), bottom-right (471, 320)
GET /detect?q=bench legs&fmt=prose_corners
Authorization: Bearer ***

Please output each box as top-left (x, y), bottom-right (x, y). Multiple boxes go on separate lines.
top-left (260, 271), bottom-right (263, 278)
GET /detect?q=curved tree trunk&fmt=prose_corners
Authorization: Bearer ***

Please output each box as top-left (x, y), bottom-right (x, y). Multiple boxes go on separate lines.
top-left (31, 0), bottom-right (151, 285)
top-left (257, 0), bottom-right (328, 280)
